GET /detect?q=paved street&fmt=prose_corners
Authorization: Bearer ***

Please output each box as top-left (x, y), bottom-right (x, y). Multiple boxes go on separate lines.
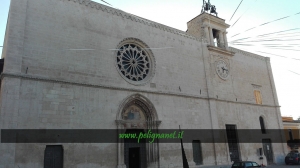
top-left (203, 164), bottom-right (300, 168)
top-left (266, 165), bottom-right (300, 168)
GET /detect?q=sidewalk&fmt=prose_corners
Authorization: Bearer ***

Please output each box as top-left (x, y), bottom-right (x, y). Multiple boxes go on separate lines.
top-left (265, 165), bottom-right (300, 168)
top-left (197, 164), bottom-right (299, 168)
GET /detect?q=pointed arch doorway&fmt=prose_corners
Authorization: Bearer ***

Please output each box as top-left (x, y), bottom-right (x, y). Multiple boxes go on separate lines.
top-left (116, 94), bottom-right (161, 168)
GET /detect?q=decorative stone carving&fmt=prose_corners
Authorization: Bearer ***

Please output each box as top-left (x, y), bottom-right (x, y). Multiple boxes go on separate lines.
top-left (116, 94), bottom-right (161, 167)
top-left (122, 105), bottom-right (146, 121)
top-left (116, 38), bottom-right (156, 85)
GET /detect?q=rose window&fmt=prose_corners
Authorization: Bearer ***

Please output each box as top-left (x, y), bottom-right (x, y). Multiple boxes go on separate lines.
top-left (117, 44), bottom-right (151, 83)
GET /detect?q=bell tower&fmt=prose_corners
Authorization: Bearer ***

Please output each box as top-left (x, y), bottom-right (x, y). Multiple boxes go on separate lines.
top-left (187, 1), bottom-right (230, 51)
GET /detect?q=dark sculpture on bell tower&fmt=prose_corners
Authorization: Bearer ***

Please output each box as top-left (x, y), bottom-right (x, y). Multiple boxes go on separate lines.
top-left (201, 0), bottom-right (218, 17)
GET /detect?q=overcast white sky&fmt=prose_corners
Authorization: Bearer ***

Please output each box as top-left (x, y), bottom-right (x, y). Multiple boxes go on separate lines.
top-left (1, 0), bottom-right (299, 119)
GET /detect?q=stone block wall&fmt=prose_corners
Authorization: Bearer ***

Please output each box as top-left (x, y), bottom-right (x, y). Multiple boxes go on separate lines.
top-left (0, 0), bottom-right (286, 167)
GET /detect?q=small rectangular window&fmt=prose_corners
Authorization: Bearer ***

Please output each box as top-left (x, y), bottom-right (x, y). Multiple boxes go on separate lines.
top-left (254, 90), bottom-right (262, 104)
top-left (44, 145), bottom-right (63, 168)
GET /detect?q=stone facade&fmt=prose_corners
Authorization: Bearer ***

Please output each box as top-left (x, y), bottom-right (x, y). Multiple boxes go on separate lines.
top-left (0, 0), bottom-right (287, 167)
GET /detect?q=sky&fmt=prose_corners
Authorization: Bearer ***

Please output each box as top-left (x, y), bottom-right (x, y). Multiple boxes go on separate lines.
top-left (0, 0), bottom-right (299, 119)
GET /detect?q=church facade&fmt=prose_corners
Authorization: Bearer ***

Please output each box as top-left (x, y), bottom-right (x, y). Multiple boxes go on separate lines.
top-left (0, 0), bottom-right (287, 167)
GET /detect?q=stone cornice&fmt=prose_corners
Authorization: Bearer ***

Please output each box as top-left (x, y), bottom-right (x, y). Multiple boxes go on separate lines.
top-left (207, 45), bottom-right (235, 56)
top-left (283, 121), bottom-right (300, 124)
top-left (252, 84), bottom-right (262, 89)
top-left (200, 13), bottom-right (230, 29)
top-left (188, 13), bottom-right (230, 32)
top-left (115, 120), bottom-right (162, 125)
top-left (1, 72), bottom-right (280, 108)
top-left (188, 12), bottom-right (226, 24)
top-left (229, 47), bottom-right (266, 61)
top-left (66, 0), bottom-right (201, 42)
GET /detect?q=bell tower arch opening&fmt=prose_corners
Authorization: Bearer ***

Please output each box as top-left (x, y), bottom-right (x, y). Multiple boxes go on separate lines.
top-left (186, 8), bottom-right (230, 50)
top-left (116, 94), bottom-right (161, 168)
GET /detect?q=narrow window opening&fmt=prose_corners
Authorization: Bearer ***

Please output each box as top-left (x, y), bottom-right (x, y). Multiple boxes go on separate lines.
top-left (288, 129), bottom-right (293, 140)
top-left (259, 116), bottom-right (266, 134)
top-left (212, 29), bottom-right (224, 48)
top-left (192, 140), bottom-right (203, 165)
top-left (212, 29), bottom-right (219, 47)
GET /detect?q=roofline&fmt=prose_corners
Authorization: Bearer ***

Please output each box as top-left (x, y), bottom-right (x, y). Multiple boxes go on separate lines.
top-left (187, 12), bottom-right (225, 23)
top-left (68, 0), bottom-right (202, 42)
top-left (229, 47), bottom-right (267, 60)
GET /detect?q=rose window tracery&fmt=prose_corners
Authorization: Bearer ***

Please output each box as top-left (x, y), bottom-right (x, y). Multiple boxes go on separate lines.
top-left (115, 38), bottom-right (155, 85)
top-left (117, 44), bottom-right (150, 81)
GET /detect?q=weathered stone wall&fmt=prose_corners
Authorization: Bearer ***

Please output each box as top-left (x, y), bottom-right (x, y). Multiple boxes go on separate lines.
top-left (207, 49), bottom-right (275, 105)
top-left (0, 0), bottom-right (286, 167)
top-left (12, 0), bottom-right (208, 97)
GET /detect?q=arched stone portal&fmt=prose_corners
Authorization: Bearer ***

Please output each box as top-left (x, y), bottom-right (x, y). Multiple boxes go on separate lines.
top-left (116, 94), bottom-right (161, 168)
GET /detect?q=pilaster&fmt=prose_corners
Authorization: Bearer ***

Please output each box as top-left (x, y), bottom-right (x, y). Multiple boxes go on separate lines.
top-left (264, 57), bottom-right (288, 156)
top-left (2, 0), bottom-right (28, 74)
top-left (224, 32), bottom-right (229, 50)
top-left (116, 121), bottom-right (126, 168)
top-left (218, 31), bottom-right (224, 48)
top-left (200, 39), bottom-right (221, 165)
top-left (209, 27), bottom-right (215, 46)
top-left (203, 25), bottom-right (210, 43)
